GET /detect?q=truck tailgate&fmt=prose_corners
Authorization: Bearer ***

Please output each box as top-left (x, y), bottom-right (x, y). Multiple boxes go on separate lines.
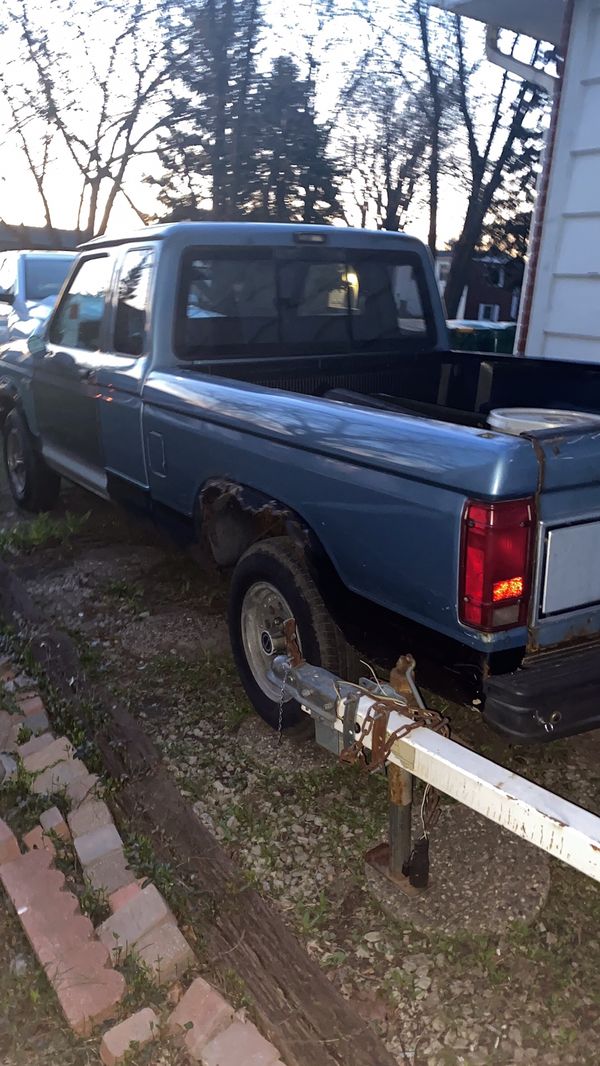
top-left (529, 425), bottom-right (600, 648)
top-left (542, 520), bottom-right (600, 614)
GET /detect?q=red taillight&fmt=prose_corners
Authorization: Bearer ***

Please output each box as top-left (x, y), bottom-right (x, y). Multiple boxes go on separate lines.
top-left (459, 498), bottom-right (535, 631)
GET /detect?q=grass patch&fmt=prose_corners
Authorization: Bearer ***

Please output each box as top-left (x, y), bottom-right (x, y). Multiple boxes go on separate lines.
top-left (104, 579), bottom-right (145, 610)
top-left (124, 833), bottom-right (190, 919)
top-left (0, 511), bottom-right (90, 555)
top-left (78, 880), bottom-right (110, 926)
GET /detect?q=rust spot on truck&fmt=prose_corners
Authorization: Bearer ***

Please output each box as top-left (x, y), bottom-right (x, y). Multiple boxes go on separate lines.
top-left (200, 480), bottom-right (308, 567)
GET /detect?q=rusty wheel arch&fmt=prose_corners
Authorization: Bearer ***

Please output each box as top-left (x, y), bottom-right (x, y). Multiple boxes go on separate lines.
top-left (196, 478), bottom-right (315, 569)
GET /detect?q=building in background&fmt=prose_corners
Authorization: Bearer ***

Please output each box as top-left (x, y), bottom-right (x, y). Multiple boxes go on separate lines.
top-left (0, 224), bottom-right (80, 253)
top-left (435, 251), bottom-right (522, 322)
top-left (432, 1), bottom-right (600, 363)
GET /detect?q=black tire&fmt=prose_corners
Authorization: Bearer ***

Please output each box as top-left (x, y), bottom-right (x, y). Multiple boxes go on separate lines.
top-left (228, 536), bottom-right (359, 730)
top-left (2, 408), bottom-right (61, 512)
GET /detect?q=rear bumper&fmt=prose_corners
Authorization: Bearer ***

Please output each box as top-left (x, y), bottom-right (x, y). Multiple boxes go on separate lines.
top-left (483, 643), bottom-right (600, 742)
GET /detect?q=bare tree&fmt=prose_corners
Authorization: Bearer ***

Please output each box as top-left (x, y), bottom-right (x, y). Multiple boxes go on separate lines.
top-left (0, 0), bottom-right (172, 239)
top-left (442, 21), bottom-right (548, 317)
top-left (343, 78), bottom-right (427, 231)
top-left (413, 0), bottom-right (447, 254)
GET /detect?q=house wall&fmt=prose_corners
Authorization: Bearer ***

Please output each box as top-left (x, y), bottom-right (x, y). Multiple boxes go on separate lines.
top-left (435, 254), bottom-right (521, 321)
top-left (525, 0), bottom-right (600, 361)
top-left (463, 262), bottom-right (520, 322)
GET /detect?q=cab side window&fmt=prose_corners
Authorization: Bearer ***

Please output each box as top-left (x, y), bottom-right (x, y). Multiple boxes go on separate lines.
top-left (49, 255), bottom-right (112, 351)
top-left (113, 248), bottom-right (154, 356)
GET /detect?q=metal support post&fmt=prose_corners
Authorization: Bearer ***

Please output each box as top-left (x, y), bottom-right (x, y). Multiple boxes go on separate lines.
top-left (365, 762), bottom-right (424, 896)
top-left (388, 763), bottom-right (413, 877)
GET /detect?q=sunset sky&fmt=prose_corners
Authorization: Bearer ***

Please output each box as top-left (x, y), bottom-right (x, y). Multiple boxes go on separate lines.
top-left (0, 1), bottom-right (547, 245)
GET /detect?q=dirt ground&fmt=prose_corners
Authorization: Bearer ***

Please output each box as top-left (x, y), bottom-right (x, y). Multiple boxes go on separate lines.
top-left (2, 470), bottom-right (600, 1066)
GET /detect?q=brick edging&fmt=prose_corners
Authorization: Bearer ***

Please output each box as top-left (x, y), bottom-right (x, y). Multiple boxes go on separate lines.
top-left (0, 653), bottom-right (287, 1064)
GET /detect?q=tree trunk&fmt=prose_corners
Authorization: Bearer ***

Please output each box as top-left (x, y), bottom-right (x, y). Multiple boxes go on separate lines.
top-left (415, 1), bottom-right (442, 256)
top-left (209, 0), bottom-right (233, 218)
top-left (443, 203), bottom-right (483, 317)
top-left (229, 0), bottom-right (260, 214)
top-left (427, 117), bottom-right (439, 255)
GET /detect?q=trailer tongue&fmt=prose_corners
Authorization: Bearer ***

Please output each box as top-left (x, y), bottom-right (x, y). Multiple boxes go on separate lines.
top-left (273, 626), bottom-right (600, 893)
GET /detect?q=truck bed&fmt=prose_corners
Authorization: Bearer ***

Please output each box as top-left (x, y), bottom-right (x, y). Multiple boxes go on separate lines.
top-left (194, 348), bottom-right (600, 429)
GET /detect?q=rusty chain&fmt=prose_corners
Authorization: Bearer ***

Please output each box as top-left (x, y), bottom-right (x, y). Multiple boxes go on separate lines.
top-left (339, 693), bottom-right (449, 772)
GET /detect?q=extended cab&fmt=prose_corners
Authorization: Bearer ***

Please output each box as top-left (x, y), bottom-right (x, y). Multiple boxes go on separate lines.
top-left (2, 222), bottom-right (600, 742)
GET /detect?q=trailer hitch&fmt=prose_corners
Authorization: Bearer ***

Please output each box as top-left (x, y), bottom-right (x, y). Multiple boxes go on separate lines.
top-left (280, 622), bottom-right (448, 894)
top-left (274, 621), bottom-right (600, 890)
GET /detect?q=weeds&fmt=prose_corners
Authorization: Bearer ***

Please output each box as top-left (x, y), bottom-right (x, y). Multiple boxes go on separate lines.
top-left (124, 833), bottom-right (188, 916)
top-left (297, 891), bottom-right (331, 934)
top-left (0, 782), bottom-right (55, 839)
top-left (0, 511), bottom-right (90, 555)
top-left (119, 952), bottom-right (164, 1013)
top-left (79, 880), bottom-right (110, 925)
top-left (217, 968), bottom-right (249, 1011)
top-left (1, 757), bottom-right (37, 805)
top-left (16, 723), bottom-right (32, 745)
top-left (45, 831), bottom-right (112, 928)
top-left (104, 579), bottom-right (145, 611)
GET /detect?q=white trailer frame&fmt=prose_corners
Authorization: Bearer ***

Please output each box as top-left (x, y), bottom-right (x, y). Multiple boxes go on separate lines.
top-left (274, 655), bottom-right (600, 885)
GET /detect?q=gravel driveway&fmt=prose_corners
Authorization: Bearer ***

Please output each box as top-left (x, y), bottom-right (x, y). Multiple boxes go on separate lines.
top-left (1, 470), bottom-right (600, 1066)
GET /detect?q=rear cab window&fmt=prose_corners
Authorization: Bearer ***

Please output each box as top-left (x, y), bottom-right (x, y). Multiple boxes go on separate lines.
top-left (174, 246), bottom-right (434, 360)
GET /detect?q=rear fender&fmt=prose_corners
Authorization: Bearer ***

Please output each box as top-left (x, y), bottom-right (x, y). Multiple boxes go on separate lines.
top-left (198, 480), bottom-right (310, 567)
top-left (196, 478), bottom-right (495, 692)
top-left (197, 480), bottom-right (358, 638)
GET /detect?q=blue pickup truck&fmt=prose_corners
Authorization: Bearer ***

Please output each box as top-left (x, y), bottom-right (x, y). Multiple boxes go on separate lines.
top-left (2, 222), bottom-right (600, 743)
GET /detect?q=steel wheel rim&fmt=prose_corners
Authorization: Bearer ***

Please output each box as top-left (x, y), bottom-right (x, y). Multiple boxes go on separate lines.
top-left (240, 580), bottom-right (298, 702)
top-left (6, 426), bottom-right (26, 496)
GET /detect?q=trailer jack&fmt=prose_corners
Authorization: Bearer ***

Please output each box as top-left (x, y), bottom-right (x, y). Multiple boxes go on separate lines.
top-left (341, 655), bottom-right (446, 895)
top-left (365, 762), bottom-right (423, 896)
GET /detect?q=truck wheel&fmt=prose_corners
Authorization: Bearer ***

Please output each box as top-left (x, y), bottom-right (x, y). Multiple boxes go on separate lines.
top-left (2, 408), bottom-right (61, 512)
top-left (228, 536), bottom-right (359, 730)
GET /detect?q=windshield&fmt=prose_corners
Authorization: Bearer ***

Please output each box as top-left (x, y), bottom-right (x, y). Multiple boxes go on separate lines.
top-left (24, 256), bottom-right (75, 302)
top-left (175, 247), bottom-right (435, 359)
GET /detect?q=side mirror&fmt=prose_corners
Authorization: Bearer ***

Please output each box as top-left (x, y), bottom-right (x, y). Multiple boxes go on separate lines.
top-left (27, 331), bottom-right (47, 358)
top-left (0, 291), bottom-right (15, 306)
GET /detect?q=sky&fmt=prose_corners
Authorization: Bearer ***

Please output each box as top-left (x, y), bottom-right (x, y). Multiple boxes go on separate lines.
top-left (0, 0), bottom-right (549, 247)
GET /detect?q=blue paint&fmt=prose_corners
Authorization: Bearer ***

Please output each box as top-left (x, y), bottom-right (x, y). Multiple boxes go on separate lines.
top-left (2, 220), bottom-right (600, 671)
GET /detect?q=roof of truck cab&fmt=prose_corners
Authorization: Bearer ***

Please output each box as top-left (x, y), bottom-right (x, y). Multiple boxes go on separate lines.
top-left (79, 221), bottom-right (422, 250)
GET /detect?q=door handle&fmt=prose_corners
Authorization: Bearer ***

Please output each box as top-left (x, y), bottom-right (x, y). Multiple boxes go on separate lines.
top-left (77, 367), bottom-right (96, 382)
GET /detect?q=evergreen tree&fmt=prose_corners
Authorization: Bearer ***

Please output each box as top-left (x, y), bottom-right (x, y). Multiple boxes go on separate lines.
top-left (154, 0), bottom-right (264, 221)
top-left (247, 56), bottom-right (342, 224)
top-left (154, 3), bottom-right (342, 224)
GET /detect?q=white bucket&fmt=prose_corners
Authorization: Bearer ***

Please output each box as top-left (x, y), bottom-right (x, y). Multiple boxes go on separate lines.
top-left (487, 407), bottom-right (600, 435)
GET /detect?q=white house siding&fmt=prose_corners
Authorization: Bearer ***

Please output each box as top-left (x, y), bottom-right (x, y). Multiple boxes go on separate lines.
top-left (526, 0), bottom-right (600, 361)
